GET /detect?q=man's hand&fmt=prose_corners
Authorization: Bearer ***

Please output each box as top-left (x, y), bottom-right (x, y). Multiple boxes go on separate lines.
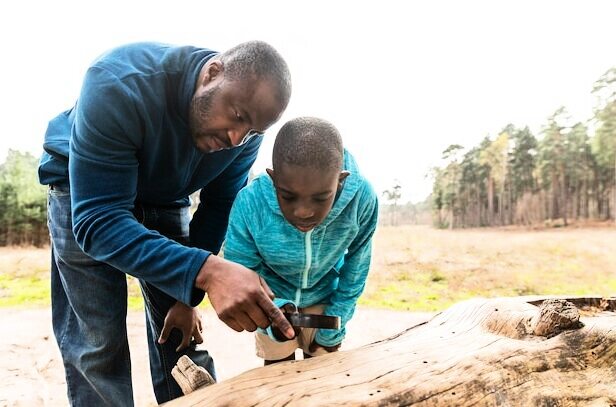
top-left (159, 301), bottom-right (204, 352)
top-left (195, 255), bottom-right (295, 339)
top-left (308, 339), bottom-right (341, 354)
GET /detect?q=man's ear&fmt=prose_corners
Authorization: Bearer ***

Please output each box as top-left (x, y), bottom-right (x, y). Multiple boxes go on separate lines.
top-left (202, 60), bottom-right (224, 86)
top-left (266, 168), bottom-right (275, 180)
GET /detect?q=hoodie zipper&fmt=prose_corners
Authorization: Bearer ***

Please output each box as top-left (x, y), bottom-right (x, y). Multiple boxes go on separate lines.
top-left (295, 229), bottom-right (313, 304)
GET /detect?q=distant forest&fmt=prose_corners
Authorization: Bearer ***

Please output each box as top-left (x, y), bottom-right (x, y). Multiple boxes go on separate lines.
top-left (0, 150), bottom-right (47, 246)
top-left (428, 67), bottom-right (616, 228)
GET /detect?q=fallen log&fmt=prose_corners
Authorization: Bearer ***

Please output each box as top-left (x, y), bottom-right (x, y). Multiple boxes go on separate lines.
top-left (163, 296), bottom-right (616, 406)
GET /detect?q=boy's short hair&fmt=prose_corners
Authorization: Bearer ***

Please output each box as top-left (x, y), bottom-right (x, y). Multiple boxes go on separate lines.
top-left (272, 117), bottom-right (344, 171)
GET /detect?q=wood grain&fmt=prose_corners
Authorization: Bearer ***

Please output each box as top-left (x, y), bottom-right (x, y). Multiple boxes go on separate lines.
top-left (163, 296), bottom-right (616, 406)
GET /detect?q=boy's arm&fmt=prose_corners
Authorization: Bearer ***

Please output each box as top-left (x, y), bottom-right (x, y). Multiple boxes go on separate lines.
top-left (315, 185), bottom-right (379, 347)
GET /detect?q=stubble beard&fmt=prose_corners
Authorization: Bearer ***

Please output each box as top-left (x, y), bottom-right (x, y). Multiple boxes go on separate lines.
top-left (189, 86), bottom-right (220, 152)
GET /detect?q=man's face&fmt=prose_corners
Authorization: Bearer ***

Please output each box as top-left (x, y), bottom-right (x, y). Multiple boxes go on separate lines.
top-left (189, 75), bottom-right (284, 153)
top-left (267, 164), bottom-right (348, 232)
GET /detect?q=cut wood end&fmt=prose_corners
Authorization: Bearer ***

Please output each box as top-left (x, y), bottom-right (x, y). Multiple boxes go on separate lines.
top-left (530, 299), bottom-right (583, 337)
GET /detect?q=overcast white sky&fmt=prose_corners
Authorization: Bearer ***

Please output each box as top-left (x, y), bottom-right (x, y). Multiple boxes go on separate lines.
top-left (1, 0), bottom-right (615, 203)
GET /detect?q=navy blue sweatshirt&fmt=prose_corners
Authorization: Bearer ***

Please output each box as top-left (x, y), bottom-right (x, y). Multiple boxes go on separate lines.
top-left (39, 42), bottom-right (262, 305)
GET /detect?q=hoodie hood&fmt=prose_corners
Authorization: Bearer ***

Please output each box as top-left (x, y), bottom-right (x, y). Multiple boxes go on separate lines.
top-left (256, 149), bottom-right (363, 229)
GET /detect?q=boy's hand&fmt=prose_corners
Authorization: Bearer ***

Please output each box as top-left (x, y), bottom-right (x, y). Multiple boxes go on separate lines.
top-left (195, 255), bottom-right (295, 339)
top-left (159, 301), bottom-right (204, 352)
top-left (308, 339), bottom-right (341, 353)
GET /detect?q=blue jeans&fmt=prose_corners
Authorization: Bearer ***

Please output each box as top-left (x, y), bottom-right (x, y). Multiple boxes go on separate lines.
top-left (48, 185), bottom-right (215, 406)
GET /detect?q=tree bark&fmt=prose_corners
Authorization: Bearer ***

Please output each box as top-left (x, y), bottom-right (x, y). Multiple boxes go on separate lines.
top-left (561, 167), bottom-right (568, 226)
top-left (487, 177), bottom-right (494, 226)
top-left (164, 296), bottom-right (616, 407)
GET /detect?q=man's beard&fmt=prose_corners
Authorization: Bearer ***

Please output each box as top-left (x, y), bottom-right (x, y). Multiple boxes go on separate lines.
top-left (189, 85), bottom-right (220, 150)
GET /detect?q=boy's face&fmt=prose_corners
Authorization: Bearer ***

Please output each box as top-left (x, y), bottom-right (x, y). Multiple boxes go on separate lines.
top-left (267, 164), bottom-right (349, 232)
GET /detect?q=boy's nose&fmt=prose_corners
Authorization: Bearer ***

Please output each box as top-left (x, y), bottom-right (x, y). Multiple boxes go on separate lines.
top-left (293, 206), bottom-right (314, 219)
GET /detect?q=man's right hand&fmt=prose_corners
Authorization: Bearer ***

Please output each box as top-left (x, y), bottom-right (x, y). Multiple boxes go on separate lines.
top-left (195, 254), bottom-right (295, 340)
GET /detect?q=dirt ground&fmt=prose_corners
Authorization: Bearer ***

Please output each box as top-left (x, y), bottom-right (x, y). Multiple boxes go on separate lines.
top-left (1, 307), bottom-right (433, 406)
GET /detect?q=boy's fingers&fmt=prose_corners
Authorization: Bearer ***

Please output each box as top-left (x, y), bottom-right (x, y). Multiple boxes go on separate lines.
top-left (257, 295), bottom-right (294, 339)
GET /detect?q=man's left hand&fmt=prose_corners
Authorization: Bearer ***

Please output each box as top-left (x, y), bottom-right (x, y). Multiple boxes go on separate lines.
top-left (159, 301), bottom-right (204, 352)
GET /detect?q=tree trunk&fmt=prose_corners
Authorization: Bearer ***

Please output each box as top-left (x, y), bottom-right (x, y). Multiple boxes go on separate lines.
top-left (561, 168), bottom-right (568, 226)
top-left (476, 185), bottom-right (481, 227)
top-left (165, 296), bottom-right (616, 407)
top-left (550, 173), bottom-right (558, 220)
top-left (498, 187), bottom-right (504, 226)
top-left (583, 178), bottom-right (589, 219)
top-left (487, 177), bottom-right (494, 226)
top-left (508, 179), bottom-right (513, 225)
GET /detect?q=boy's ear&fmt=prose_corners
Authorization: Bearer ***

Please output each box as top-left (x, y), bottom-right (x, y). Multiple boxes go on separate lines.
top-left (338, 171), bottom-right (350, 187)
top-left (266, 168), bottom-right (275, 180)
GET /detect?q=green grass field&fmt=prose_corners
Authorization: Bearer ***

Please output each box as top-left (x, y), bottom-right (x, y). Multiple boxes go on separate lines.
top-left (1, 225), bottom-right (615, 311)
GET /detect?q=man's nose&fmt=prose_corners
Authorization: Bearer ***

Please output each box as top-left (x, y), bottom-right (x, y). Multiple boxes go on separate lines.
top-left (228, 126), bottom-right (252, 146)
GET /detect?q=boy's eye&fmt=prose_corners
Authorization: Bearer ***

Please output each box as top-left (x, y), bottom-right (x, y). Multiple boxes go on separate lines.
top-left (280, 195), bottom-right (295, 202)
top-left (235, 111), bottom-right (244, 122)
top-left (313, 197), bottom-right (329, 203)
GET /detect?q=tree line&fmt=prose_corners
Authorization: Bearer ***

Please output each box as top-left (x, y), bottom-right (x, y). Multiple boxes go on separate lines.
top-left (431, 67), bottom-right (616, 228)
top-left (0, 150), bottom-right (48, 246)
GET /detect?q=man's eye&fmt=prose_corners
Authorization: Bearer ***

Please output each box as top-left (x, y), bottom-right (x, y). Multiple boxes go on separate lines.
top-left (235, 111), bottom-right (244, 122)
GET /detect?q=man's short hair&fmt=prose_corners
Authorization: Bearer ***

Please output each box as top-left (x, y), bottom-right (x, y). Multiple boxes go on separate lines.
top-left (273, 117), bottom-right (344, 172)
top-left (220, 41), bottom-right (291, 106)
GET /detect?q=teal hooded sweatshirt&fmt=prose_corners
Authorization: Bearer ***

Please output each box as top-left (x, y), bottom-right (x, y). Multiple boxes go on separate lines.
top-left (224, 150), bottom-right (378, 346)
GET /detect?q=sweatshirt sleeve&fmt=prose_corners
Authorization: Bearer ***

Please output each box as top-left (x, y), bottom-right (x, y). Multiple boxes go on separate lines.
top-left (223, 188), bottom-right (263, 270)
top-left (69, 66), bottom-right (207, 306)
top-left (315, 182), bottom-right (379, 346)
top-left (190, 136), bottom-right (262, 253)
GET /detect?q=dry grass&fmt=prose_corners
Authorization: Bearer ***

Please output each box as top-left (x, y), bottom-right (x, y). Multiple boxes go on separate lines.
top-left (0, 247), bottom-right (50, 307)
top-left (0, 246), bottom-right (144, 308)
top-left (1, 225), bottom-right (616, 311)
top-left (361, 224), bottom-right (616, 311)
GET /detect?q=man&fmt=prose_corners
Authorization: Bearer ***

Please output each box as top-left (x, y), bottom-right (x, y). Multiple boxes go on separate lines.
top-left (38, 40), bottom-right (295, 406)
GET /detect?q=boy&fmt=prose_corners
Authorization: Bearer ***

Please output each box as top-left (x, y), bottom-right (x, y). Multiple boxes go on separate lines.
top-left (224, 117), bottom-right (379, 364)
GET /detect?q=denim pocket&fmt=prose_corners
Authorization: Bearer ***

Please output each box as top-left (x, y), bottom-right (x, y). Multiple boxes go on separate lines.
top-left (48, 185), bottom-right (70, 197)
